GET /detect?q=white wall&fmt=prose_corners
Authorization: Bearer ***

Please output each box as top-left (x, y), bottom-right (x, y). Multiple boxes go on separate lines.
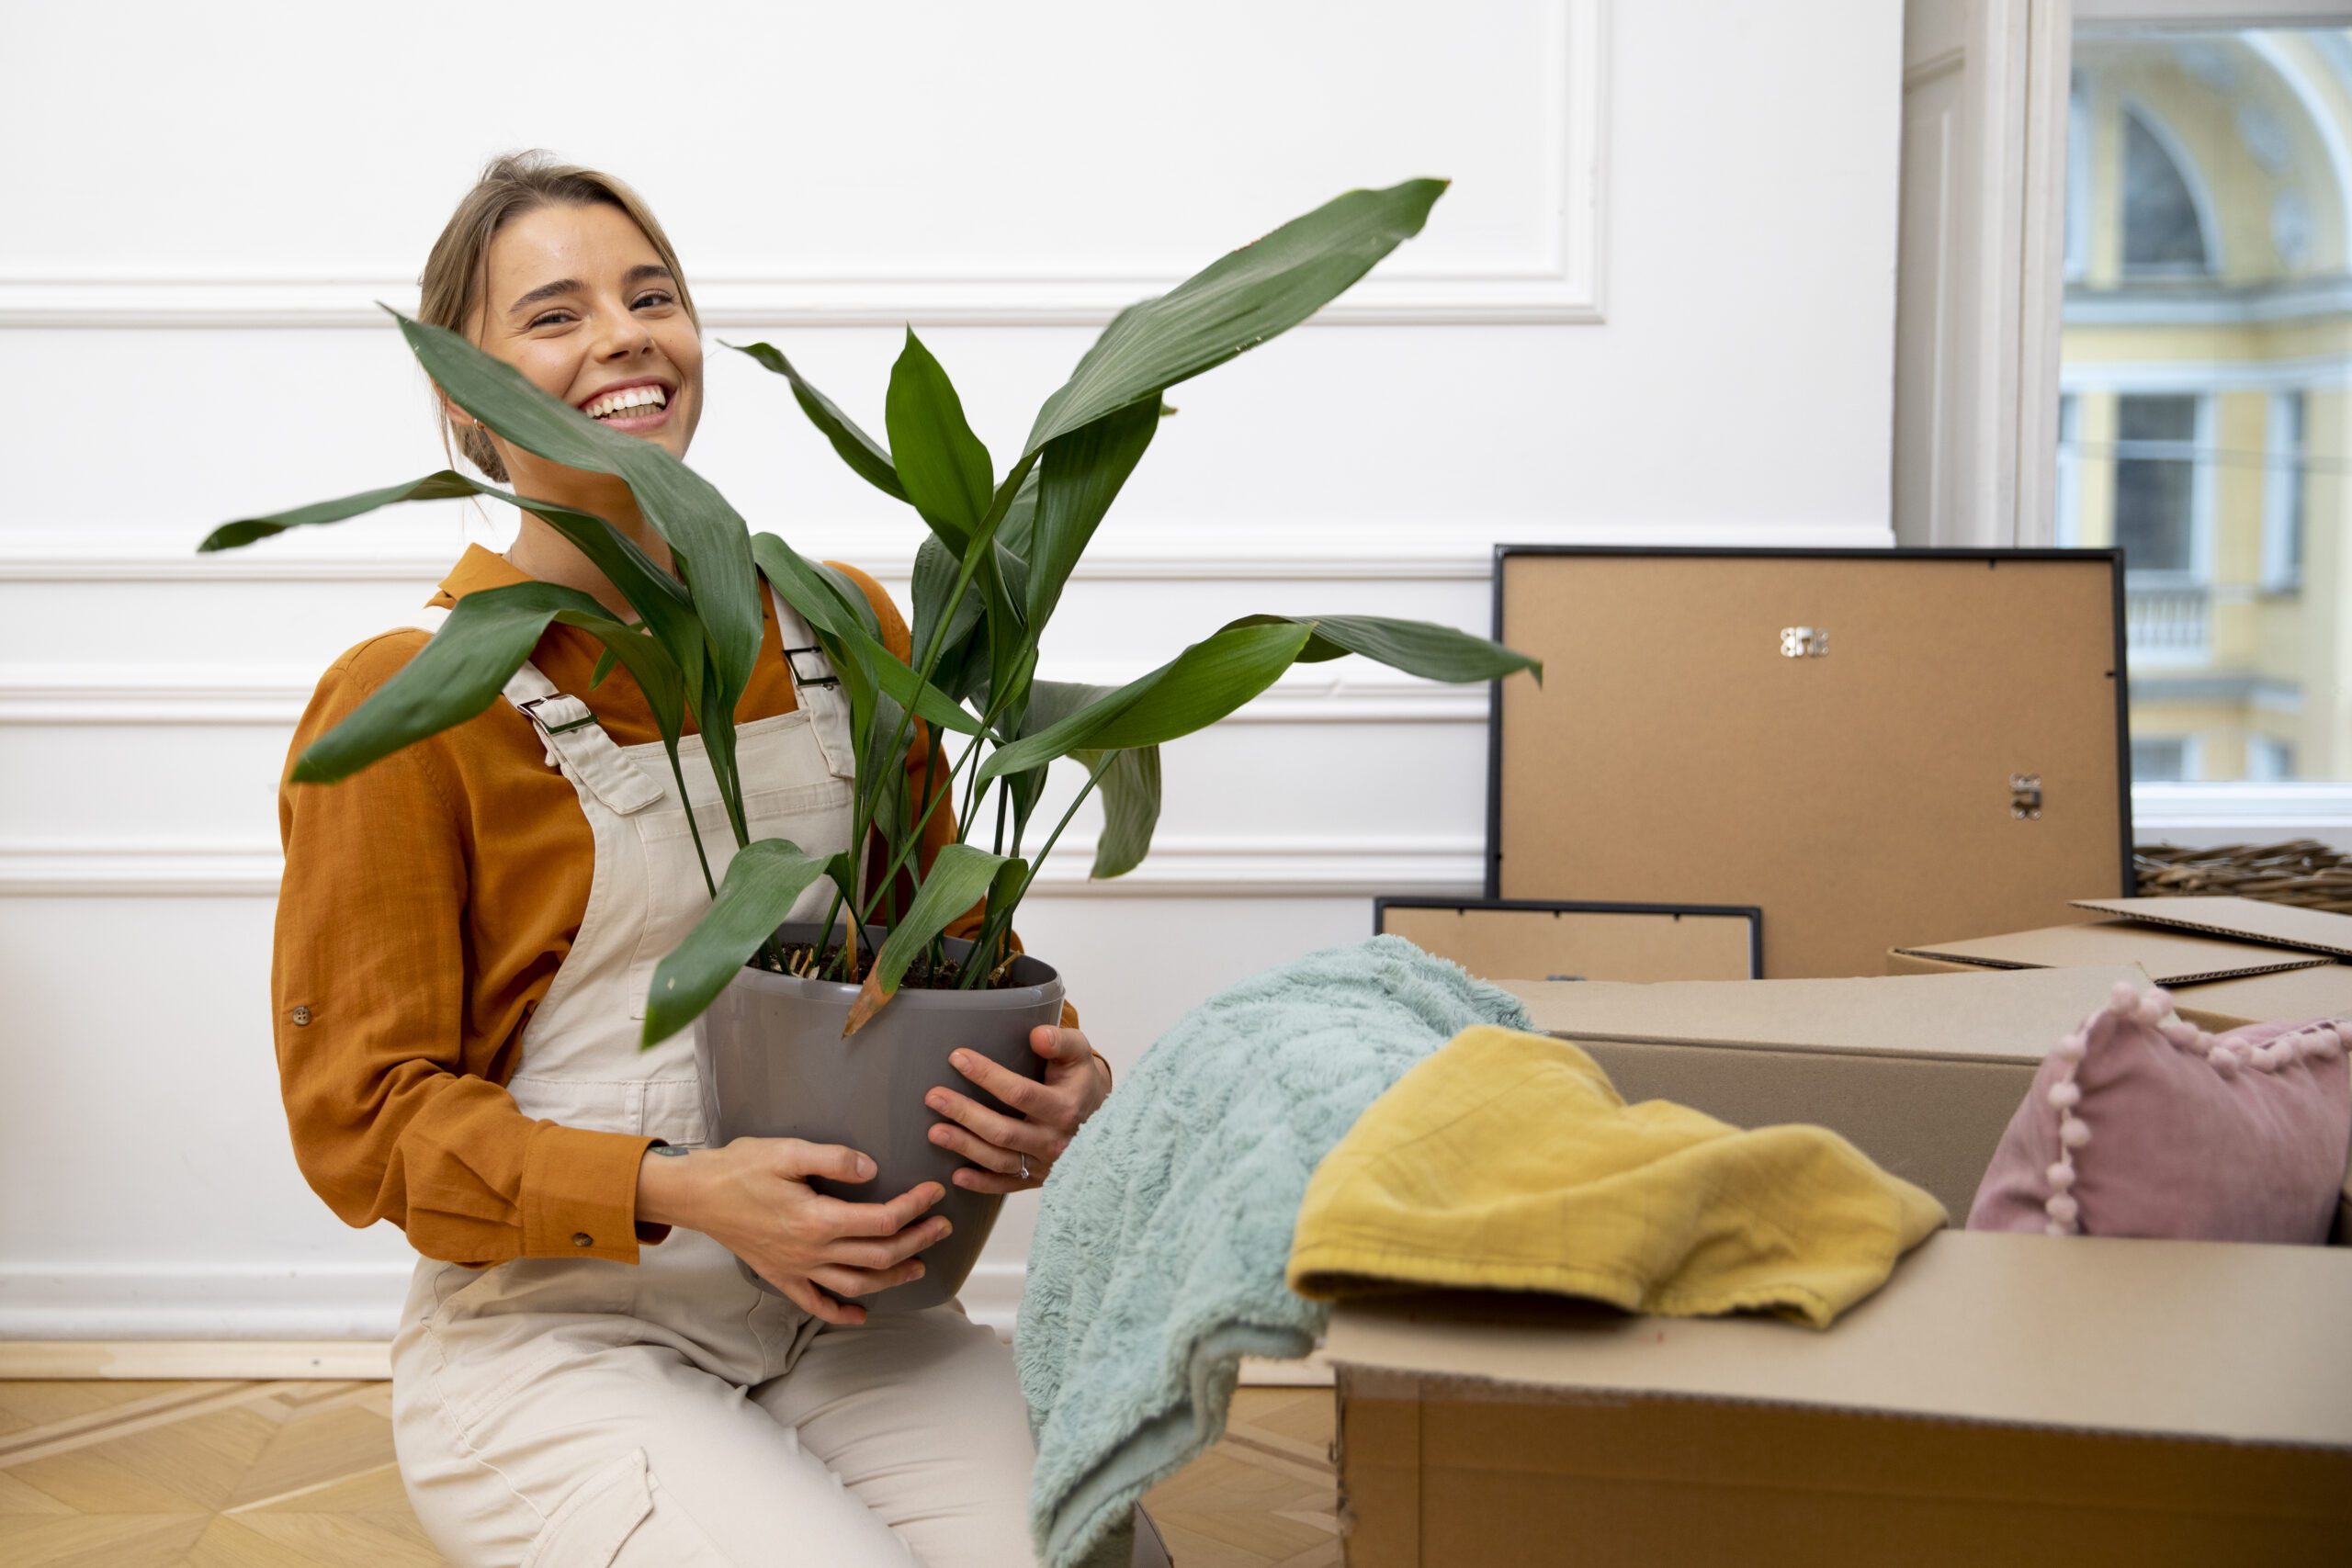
top-left (0, 0), bottom-right (1903, 1337)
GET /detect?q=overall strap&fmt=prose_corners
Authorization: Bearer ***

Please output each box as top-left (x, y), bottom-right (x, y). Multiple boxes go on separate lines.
top-left (501, 662), bottom-right (668, 816)
top-left (768, 586), bottom-right (857, 783)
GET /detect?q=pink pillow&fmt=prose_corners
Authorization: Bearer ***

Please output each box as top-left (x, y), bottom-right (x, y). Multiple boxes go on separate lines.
top-left (1969, 981), bottom-right (2352, 1243)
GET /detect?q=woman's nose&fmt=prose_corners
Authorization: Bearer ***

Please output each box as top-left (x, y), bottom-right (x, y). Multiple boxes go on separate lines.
top-left (592, 308), bottom-right (656, 360)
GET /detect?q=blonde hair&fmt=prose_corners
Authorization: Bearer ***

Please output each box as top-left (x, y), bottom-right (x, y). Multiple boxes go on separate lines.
top-left (417, 151), bottom-right (699, 482)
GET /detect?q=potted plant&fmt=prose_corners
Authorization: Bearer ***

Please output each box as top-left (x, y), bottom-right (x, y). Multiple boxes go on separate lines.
top-left (202, 177), bottom-right (1541, 1310)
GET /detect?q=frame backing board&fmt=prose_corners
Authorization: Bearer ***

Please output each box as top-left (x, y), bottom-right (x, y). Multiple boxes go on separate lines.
top-left (1490, 548), bottom-right (2131, 978)
top-left (1376, 898), bottom-right (1759, 983)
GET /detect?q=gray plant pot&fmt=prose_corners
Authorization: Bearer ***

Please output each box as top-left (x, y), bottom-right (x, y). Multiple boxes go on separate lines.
top-left (695, 921), bottom-right (1065, 1314)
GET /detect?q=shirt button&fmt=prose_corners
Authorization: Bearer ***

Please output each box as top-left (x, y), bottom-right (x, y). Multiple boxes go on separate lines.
top-left (290, 1007), bottom-right (312, 1027)
top-left (571, 1233), bottom-right (594, 1248)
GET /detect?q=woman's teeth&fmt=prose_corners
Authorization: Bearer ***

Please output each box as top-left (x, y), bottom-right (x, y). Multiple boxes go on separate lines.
top-left (586, 386), bottom-right (668, 420)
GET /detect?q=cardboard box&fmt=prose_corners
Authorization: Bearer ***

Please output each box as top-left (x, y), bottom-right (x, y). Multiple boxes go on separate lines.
top-left (1374, 897), bottom-right (1760, 983)
top-left (1892, 896), bottom-right (2352, 1030)
top-left (1487, 547), bottom-right (2132, 979)
top-left (1329, 1232), bottom-right (2352, 1566)
top-left (1497, 965), bottom-right (2140, 1214)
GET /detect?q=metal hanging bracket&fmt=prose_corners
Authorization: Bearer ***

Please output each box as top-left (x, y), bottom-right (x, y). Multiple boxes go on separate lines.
top-left (2011, 773), bottom-right (2044, 820)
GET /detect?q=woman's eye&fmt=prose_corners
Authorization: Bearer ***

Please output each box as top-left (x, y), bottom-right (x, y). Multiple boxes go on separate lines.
top-left (529, 311), bottom-right (573, 329)
top-left (633, 292), bottom-right (675, 310)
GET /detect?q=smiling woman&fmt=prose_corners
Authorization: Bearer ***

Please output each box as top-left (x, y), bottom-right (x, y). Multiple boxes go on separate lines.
top-left (267, 152), bottom-right (1107, 1568)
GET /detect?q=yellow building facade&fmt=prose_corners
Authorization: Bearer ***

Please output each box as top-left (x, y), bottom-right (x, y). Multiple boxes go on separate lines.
top-left (2058, 28), bottom-right (2352, 782)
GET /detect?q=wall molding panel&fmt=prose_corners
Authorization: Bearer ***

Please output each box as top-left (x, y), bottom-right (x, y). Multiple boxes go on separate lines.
top-left (0, 7), bottom-right (1609, 333)
top-left (0, 664), bottom-right (1495, 728)
top-left (0, 516), bottom-right (1896, 585)
top-left (0, 838), bottom-right (1487, 900)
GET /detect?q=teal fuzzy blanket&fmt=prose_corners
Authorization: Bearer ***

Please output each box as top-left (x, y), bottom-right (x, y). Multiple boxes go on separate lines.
top-left (1015, 936), bottom-right (1530, 1568)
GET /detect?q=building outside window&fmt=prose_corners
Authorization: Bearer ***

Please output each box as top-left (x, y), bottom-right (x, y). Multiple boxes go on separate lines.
top-left (2059, 27), bottom-right (2351, 784)
top-left (2131, 736), bottom-right (2198, 783)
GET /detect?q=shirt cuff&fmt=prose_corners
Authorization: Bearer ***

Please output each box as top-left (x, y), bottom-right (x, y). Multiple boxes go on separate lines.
top-left (520, 1123), bottom-right (659, 1263)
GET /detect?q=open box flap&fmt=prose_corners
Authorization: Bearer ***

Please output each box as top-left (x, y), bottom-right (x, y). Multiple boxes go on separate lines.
top-left (1894, 919), bottom-right (2332, 986)
top-left (1498, 964), bottom-right (2144, 1065)
top-left (1326, 1230), bottom-right (2352, 1449)
top-left (2071, 896), bottom-right (2352, 960)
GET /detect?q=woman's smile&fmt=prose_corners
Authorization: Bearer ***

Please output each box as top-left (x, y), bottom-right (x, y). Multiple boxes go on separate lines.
top-left (577, 375), bottom-right (675, 432)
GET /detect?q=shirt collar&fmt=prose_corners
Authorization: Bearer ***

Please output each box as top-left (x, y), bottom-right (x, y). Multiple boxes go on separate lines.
top-left (425, 544), bottom-right (534, 609)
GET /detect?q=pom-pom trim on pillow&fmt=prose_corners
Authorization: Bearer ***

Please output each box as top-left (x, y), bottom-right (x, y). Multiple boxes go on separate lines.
top-left (2037, 981), bottom-right (2347, 1236)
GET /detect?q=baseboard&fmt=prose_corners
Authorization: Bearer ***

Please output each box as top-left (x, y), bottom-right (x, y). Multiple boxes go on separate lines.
top-left (0, 1339), bottom-right (395, 1380)
top-left (0, 1261), bottom-right (413, 1340)
top-left (0, 1260), bottom-right (1333, 1385)
top-left (0, 1337), bottom-right (1332, 1387)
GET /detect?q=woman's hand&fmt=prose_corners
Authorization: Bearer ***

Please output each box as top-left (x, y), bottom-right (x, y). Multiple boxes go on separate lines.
top-left (925, 1025), bottom-right (1114, 1194)
top-left (636, 1138), bottom-right (948, 1326)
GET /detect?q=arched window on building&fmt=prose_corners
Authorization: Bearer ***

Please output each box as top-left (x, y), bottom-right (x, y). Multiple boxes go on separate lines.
top-left (2121, 105), bottom-right (2215, 274)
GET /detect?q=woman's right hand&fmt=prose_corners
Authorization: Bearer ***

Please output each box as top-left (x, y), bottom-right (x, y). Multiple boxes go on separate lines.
top-left (637, 1138), bottom-right (949, 1325)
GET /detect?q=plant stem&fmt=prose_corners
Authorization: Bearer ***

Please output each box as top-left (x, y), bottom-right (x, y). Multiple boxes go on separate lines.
top-left (851, 720), bottom-right (991, 928)
top-left (957, 755), bottom-right (1110, 989)
top-left (850, 454), bottom-right (1041, 918)
top-left (664, 748), bottom-right (718, 901)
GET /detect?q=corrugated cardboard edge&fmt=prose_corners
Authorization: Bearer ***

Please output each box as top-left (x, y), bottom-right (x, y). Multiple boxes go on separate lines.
top-left (1889, 946), bottom-right (2325, 987)
top-left (2071, 897), bottom-right (2352, 960)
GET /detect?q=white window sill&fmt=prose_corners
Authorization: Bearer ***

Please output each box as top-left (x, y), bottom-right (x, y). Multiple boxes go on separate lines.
top-left (2133, 783), bottom-right (2352, 846)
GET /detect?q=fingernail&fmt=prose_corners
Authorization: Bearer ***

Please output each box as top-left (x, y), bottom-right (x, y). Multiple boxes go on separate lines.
top-left (930, 1127), bottom-right (950, 1145)
top-left (910, 1263), bottom-right (925, 1279)
top-left (854, 1156), bottom-right (875, 1179)
top-left (951, 1051), bottom-right (972, 1069)
top-left (926, 1092), bottom-right (947, 1110)
top-left (935, 1220), bottom-right (952, 1238)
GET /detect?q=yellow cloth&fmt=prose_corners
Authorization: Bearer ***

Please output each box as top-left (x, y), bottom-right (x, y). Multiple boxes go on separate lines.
top-left (1286, 1026), bottom-right (1947, 1328)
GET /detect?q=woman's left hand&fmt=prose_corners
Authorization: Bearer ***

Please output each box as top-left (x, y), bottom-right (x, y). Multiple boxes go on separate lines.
top-left (926, 1025), bottom-right (1112, 1193)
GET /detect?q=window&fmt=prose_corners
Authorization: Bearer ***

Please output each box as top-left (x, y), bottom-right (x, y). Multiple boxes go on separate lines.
top-left (2248, 737), bottom-right (2298, 782)
top-left (2121, 107), bottom-right (2213, 274)
top-left (2263, 390), bottom-right (2307, 591)
top-left (2113, 394), bottom-right (2203, 577)
top-left (2131, 737), bottom-right (2194, 783)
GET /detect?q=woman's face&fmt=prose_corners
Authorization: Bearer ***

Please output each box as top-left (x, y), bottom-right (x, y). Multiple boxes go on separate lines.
top-left (455, 200), bottom-right (704, 495)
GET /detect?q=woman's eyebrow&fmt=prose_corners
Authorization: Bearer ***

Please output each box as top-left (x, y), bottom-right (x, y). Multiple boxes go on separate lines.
top-left (506, 265), bottom-right (673, 318)
top-left (506, 277), bottom-right (582, 317)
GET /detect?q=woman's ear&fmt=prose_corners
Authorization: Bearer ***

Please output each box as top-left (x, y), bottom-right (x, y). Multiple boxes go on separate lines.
top-left (435, 383), bottom-right (478, 430)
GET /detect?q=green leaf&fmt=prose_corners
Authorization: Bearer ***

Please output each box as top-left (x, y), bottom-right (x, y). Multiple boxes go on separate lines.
top-left (294, 581), bottom-right (647, 784)
top-left (203, 467), bottom-right (685, 617)
top-left (978, 620), bottom-right (1312, 784)
top-left (884, 330), bottom-right (994, 548)
top-left (1017, 681), bottom-right (1164, 879)
top-left (641, 839), bottom-right (835, 1045)
top-left (1023, 180), bottom-right (1446, 456)
top-left (1225, 614), bottom-right (1543, 684)
top-left (199, 471), bottom-right (481, 553)
top-left (748, 535), bottom-right (983, 737)
top-left (912, 534), bottom-right (985, 674)
top-left (725, 340), bottom-right (908, 502)
top-left (388, 311), bottom-right (764, 721)
top-left (1028, 396), bottom-right (1160, 626)
top-left (846, 844), bottom-right (1011, 1034)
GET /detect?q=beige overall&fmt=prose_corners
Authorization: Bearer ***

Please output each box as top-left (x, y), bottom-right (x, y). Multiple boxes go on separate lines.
top-left (390, 592), bottom-right (1038, 1567)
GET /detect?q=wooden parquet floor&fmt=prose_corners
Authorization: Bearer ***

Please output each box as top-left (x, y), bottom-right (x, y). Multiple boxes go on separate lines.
top-left (0, 1379), bottom-right (1338, 1567)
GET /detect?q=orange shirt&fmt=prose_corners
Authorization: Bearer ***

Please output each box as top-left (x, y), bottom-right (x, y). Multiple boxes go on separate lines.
top-left (273, 546), bottom-right (998, 1267)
